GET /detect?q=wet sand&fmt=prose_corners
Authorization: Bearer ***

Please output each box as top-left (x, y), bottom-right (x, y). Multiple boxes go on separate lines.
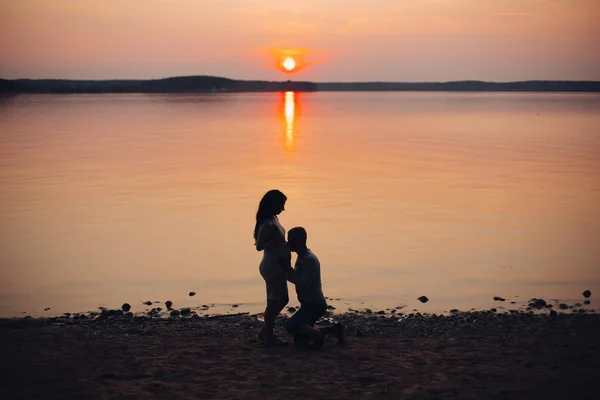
top-left (1, 311), bottom-right (599, 399)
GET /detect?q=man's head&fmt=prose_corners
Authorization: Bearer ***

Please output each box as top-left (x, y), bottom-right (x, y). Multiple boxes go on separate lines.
top-left (288, 226), bottom-right (308, 253)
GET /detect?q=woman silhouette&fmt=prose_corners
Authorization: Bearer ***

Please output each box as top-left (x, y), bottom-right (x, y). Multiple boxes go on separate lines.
top-left (254, 189), bottom-right (290, 346)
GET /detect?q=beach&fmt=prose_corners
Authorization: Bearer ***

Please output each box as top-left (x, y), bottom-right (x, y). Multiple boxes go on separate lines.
top-left (2, 310), bottom-right (599, 399)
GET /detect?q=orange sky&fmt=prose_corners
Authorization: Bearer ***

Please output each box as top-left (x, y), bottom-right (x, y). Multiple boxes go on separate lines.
top-left (1, 0), bottom-right (599, 81)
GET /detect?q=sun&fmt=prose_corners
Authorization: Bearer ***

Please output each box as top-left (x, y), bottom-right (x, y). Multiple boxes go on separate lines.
top-left (282, 57), bottom-right (296, 71)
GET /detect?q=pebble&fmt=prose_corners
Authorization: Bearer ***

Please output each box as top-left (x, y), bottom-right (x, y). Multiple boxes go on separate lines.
top-left (529, 298), bottom-right (547, 309)
top-left (122, 303), bottom-right (131, 312)
top-left (559, 303), bottom-right (568, 310)
top-left (450, 309), bottom-right (459, 314)
top-left (232, 304), bottom-right (239, 308)
top-left (170, 310), bottom-right (181, 317)
top-left (583, 290), bottom-right (592, 299)
top-left (189, 292), bottom-right (196, 297)
top-left (165, 301), bottom-right (173, 309)
top-left (287, 307), bottom-right (296, 313)
top-left (417, 296), bottom-right (429, 303)
top-left (143, 301), bottom-right (152, 306)
top-left (44, 308), bottom-right (51, 311)
top-left (493, 297), bottom-right (506, 302)
top-left (584, 300), bottom-right (591, 305)
top-left (180, 307), bottom-right (191, 316)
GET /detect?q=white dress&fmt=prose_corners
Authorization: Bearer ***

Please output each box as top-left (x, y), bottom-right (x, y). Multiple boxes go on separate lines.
top-left (256, 216), bottom-right (290, 301)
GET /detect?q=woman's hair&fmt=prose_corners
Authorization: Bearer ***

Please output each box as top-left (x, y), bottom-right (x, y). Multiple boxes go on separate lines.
top-left (253, 189), bottom-right (287, 242)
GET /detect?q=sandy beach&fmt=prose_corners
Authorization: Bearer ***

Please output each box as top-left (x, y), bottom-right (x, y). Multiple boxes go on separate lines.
top-left (1, 310), bottom-right (599, 400)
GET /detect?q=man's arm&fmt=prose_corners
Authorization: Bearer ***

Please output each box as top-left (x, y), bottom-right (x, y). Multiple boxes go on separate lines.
top-left (279, 247), bottom-right (296, 283)
top-left (286, 257), bottom-right (318, 289)
top-left (285, 263), bottom-right (297, 283)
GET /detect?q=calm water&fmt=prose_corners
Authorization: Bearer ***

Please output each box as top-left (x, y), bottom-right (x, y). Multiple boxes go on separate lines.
top-left (1, 92), bottom-right (599, 317)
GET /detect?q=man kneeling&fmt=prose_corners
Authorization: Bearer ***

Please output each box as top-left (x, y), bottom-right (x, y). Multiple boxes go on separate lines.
top-left (281, 227), bottom-right (345, 350)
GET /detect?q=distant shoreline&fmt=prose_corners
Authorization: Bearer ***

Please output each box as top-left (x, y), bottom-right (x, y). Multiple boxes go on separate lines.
top-left (2, 75), bottom-right (600, 93)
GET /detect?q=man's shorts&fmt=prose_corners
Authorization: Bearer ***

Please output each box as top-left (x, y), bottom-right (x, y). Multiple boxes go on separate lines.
top-left (285, 302), bottom-right (327, 333)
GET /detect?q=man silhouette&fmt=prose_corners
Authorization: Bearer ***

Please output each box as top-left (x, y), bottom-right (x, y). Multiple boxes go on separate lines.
top-left (281, 227), bottom-right (345, 350)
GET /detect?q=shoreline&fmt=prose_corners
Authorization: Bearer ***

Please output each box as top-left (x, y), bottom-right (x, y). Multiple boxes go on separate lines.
top-left (5, 291), bottom-right (595, 320)
top-left (2, 310), bottom-right (599, 399)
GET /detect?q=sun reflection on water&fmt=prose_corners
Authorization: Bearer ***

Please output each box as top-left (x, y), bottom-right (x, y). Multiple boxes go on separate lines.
top-left (283, 91), bottom-right (296, 156)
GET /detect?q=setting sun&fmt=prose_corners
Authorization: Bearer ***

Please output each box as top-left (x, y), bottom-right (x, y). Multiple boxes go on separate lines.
top-left (269, 47), bottom-right (311, 74)
top-left (282, 57), bottom-right (296, 71)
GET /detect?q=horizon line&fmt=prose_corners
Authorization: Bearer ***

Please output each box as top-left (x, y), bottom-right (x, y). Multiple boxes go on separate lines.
top-left (3, 75), bottom-right (600, 84)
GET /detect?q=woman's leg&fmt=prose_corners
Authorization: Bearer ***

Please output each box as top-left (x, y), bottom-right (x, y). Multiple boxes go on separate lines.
top-left (258, 274), bottom-right (289, 343)
top-left (263, 299), bottom-right (277, 338)
top-left (263, 296), bottom-right (288, 340)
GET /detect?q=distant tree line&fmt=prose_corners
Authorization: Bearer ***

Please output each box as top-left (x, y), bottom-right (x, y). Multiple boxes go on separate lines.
top-left (316, 81), bottom-right (600, 92)
top-left (0, 76), bottom-right (317, 93)
top-left (0, 76), bottom-right (598, 93)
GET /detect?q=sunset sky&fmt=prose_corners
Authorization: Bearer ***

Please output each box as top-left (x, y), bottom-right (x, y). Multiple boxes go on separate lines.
top-left (1, 0), bottom-right (599, 81)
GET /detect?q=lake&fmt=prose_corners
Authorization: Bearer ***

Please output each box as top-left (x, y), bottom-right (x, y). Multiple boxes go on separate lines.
top-left (1, 92), bottom-right (599, 317)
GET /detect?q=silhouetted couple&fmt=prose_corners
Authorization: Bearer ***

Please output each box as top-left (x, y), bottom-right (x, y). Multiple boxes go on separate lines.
top-left (254, 189), bottom-right (345, 349)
